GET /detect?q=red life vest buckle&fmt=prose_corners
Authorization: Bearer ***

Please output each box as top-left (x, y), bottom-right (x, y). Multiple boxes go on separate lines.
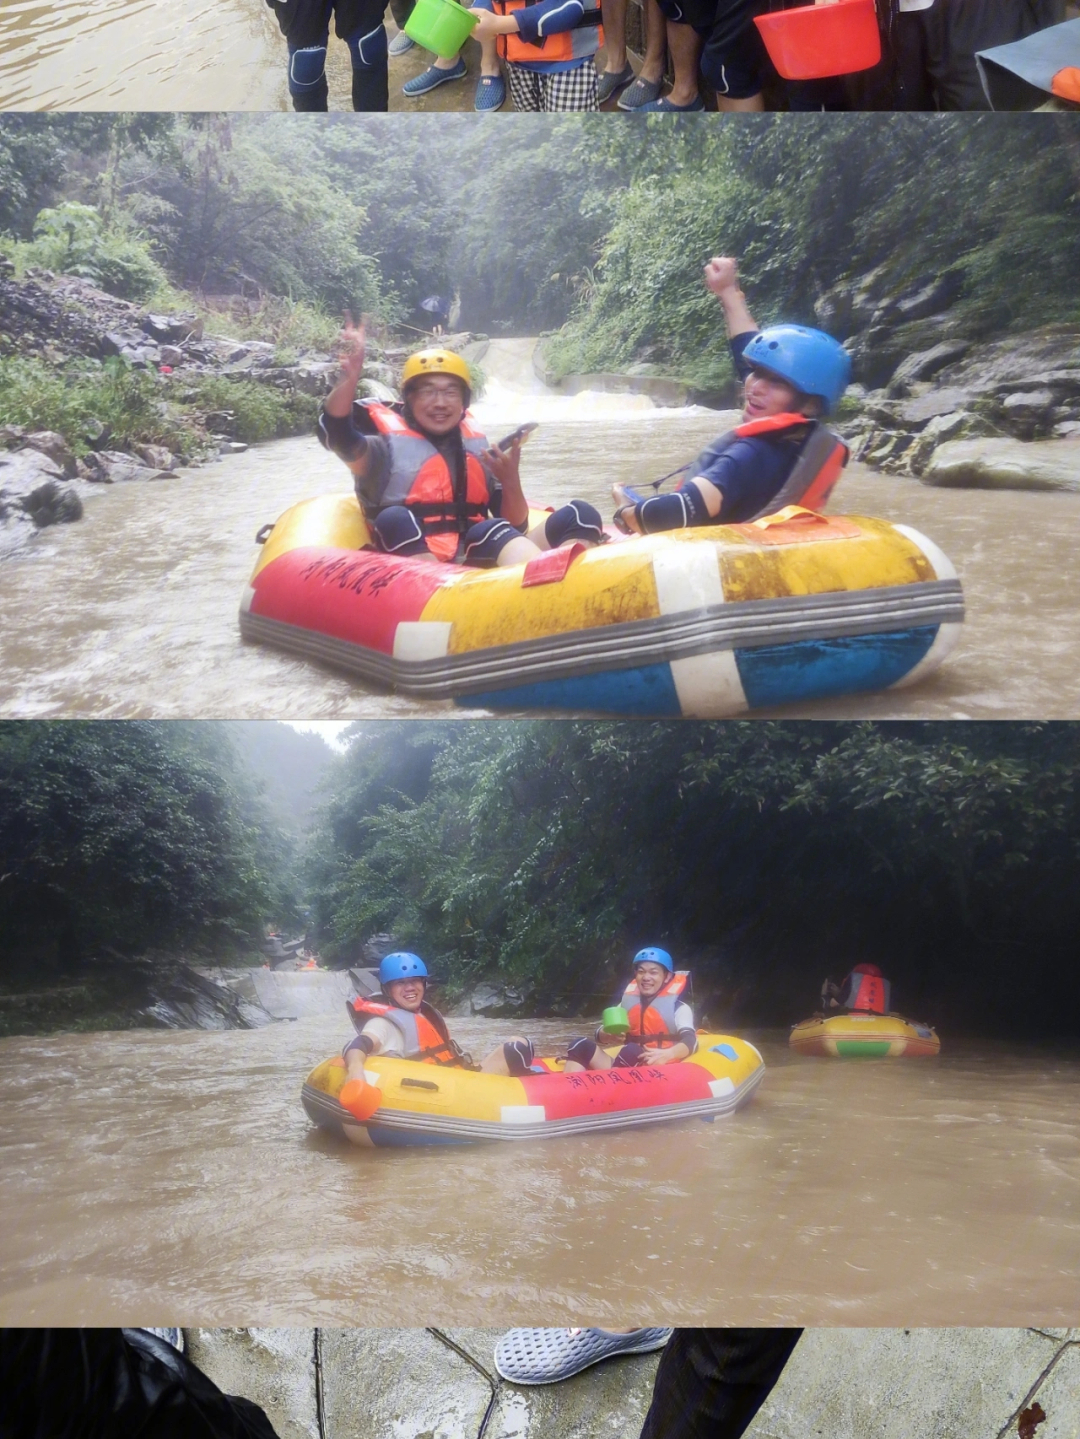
top-left (521, 543), bottom-right (586, 588)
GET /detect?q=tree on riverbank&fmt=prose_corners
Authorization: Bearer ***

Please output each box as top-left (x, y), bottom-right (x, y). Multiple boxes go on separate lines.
top-left (0, 721), bottom-right (301, 979)
top-left (304, 721), bottom-right (1080, 1038)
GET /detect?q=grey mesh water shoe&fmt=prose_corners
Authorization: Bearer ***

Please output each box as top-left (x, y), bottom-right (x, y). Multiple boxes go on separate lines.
top-left (494, 1327), bottom-right (673, 1384)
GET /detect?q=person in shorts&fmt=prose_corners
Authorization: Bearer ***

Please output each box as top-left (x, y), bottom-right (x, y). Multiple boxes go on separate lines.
top-left (469, 0), bottom-right (605, 110)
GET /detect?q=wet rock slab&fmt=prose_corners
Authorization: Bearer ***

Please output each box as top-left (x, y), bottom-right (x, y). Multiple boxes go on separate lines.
top-left (923, 437), bottom-right (1080, 491)
top-left (186, 1329), bottom-right (1080, 1439)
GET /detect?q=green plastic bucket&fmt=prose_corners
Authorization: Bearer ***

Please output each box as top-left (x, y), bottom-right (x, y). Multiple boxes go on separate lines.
top-left (600, 1006), bottom-right (631, 1035)
top-left (403, 0), bottom-right (478, 58)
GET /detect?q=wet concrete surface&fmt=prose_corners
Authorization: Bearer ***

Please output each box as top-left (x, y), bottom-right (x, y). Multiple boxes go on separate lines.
top-left (187, 1327), bottom-right (1080, 1439)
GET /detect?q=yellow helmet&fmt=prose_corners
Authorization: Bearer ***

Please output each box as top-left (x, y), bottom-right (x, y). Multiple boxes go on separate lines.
top-left (401, 348), bottom-right (472, 403)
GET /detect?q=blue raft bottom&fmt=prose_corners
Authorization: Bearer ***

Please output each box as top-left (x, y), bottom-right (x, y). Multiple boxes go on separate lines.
top-left (459, 627), bottom-right (940, 716)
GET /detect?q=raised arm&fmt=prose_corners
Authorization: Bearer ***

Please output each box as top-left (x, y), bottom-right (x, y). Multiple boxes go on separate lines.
top-left (703, 256), bottom-right (758, 342)
top-left (321, 315), bottom-right (371, 475)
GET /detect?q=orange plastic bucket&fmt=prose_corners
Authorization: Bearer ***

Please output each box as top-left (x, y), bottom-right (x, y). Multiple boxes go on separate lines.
top-left (754, 0), bottom-right (882, 81)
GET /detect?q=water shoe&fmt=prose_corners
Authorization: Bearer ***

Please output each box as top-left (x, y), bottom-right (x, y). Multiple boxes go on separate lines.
top-left (494, 1328), bottom-right (673, 1385)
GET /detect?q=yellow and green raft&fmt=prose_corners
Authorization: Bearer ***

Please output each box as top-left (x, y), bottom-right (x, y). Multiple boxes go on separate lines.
top-left (789, 1012), bottom-right (941, 1058)
top-left (302, 1033), bottom-right (765, 1146)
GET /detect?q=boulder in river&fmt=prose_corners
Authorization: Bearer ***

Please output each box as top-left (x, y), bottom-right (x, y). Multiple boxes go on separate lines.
top-left (20, 430), bottom-right (79, 478)
top-left (82, 450), bottom-right (175, 484)
top-left (922, 437), bottom-right (1080, 492)
top-left (20, 478), bottom-right (84, 527)
top-left (468, 981), bottom-right (531, 1018)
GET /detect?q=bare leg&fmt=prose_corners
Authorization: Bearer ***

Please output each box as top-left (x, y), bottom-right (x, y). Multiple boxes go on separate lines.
top-left (601, 0), bottom-right (628, 73)
top-left (666, 20), bottom-right (703, 107)
top-left (479, 33), bottom-right (500, 76)
top-left (717, 91), bottom-right (763, 111)
top-left (638, 0), bottom-right (668, 83)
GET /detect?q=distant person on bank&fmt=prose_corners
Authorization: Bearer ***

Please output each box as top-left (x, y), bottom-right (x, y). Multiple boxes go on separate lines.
top-left (320, 317), bottom-right (605, 564)
top-left (612, 254), bottom-right (851, 534)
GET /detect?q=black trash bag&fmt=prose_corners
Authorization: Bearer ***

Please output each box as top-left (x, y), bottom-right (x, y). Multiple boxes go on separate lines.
top-left (0, 1329), bottom-right (281, 1439)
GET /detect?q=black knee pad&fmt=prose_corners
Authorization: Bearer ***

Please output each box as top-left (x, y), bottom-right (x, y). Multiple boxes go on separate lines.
top-left (566, 1037), bottom-right (597, 1067)
top-left (612, 1042), bottom-right (647, 1068)
top-left (372, 506), bottom-right (431, 557)
top-left (347, 23), bottom-right (389, 110)
top-left (463, 517), bottom-right (521, 566)
top-left (545, 500), bottom-right (605, 547)
top-left (288, 43), bottom-right (329, 107)
top-left (503, 1037), bottom-right (536, 1076)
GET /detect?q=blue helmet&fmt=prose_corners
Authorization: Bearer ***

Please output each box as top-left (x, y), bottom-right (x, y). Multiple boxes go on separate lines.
top-left (379, 951), bottom-right (429, 986)
top-left (742, 326), bottom-right (852, 414)
top-left (633, 947), bottom-right (673, 975)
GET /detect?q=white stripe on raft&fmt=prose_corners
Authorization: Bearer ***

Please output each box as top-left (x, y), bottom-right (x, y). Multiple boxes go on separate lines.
top-left (887, 524), bottom-right (964, 689)
top-left (651, 544), bottom-right (747, 716)
top-left (651, 543), bottom-right (725, 613)
top-left (669, 653), bottom-right (748, 717)
top-left (500, 1105), bottom-right (547, 1124)
top-left (393, 621), bottom-right (453, 661)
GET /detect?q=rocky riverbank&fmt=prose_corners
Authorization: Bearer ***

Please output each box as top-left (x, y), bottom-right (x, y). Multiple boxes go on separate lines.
top-left (816, 267), bottom-right (1080, 489)
top-left (0, 954), bottom-right (281, 1038)
top-left (0, 261), bottom-right (488, 557)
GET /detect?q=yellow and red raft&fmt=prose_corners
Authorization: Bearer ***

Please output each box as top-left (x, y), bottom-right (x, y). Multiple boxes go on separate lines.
top-left (240, 497), bottom-right (964, 717)
top-left (301, 1032), bottom-right (765, 1146)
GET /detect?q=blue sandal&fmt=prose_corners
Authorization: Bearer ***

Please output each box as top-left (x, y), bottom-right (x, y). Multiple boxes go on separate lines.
top-left (402, 58), bottom-right (467, 95)
top-left (475, 73), bottom-right (506, 110)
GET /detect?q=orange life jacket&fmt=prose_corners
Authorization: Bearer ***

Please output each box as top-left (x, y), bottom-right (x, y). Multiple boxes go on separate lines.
top-left (361, 401), bottom-right (494, 563)
top-left (619, 970), bottom-right (692, 1048)
top-left (686, 413), bottom-right (849, 520)
top-left (493, 0), bottom-right (603, 64)
top-left (348, 995), bottom-right (465, 1066)
top-left (843, 966), bottom-right (891, 1015)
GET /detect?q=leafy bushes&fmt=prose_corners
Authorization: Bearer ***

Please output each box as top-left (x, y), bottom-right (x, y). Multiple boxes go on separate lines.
top-left (4, 202), bottom-right (167, 301)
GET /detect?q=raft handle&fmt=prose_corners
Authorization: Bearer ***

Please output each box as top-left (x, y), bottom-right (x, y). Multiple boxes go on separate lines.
top-left (255, 523), bottom-right (274, 545)
top-left (401, 1077), bottom-right (440, 1091)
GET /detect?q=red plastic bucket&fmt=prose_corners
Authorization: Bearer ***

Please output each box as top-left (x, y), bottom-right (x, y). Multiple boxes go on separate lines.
top-left (754, 0), bottom-right (882, 81)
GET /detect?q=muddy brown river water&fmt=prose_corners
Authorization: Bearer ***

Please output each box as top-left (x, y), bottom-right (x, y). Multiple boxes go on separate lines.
top-left (1, 340), bottom-right (1079, 719)
top-left (0, 1014), bottom-right (1077, 1326)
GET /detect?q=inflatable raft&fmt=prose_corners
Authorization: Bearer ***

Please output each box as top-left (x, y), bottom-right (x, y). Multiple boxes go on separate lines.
top-left (789, 1012), bottom-right (940, 1058)
top-left (240, 496), bottom-right (964, 718)
top-left (301, 1033), bottom-right (764, 1146)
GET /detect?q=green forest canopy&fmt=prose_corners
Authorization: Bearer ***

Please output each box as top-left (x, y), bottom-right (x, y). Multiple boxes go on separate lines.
top-left (1, 114), bottom-right (1078, 390)
top-left (4, 720), bottom-right (1077, 1038)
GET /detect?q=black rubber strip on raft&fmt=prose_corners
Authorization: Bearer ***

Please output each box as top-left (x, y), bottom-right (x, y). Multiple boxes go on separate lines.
top-left (239, 578), bottom-right (964, 699)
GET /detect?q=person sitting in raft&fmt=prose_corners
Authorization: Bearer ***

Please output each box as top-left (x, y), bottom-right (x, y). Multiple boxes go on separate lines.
top-left (340, 951), bottom-right (540, 1118)
top-left (821, 962), bottom-right (892, 1015)
top-left (319, 318), bottom-right (605, 566)
top-left (563, 946), bottom-right (698, 1072)
top-left (612, 254), bottom-right (852, 534)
